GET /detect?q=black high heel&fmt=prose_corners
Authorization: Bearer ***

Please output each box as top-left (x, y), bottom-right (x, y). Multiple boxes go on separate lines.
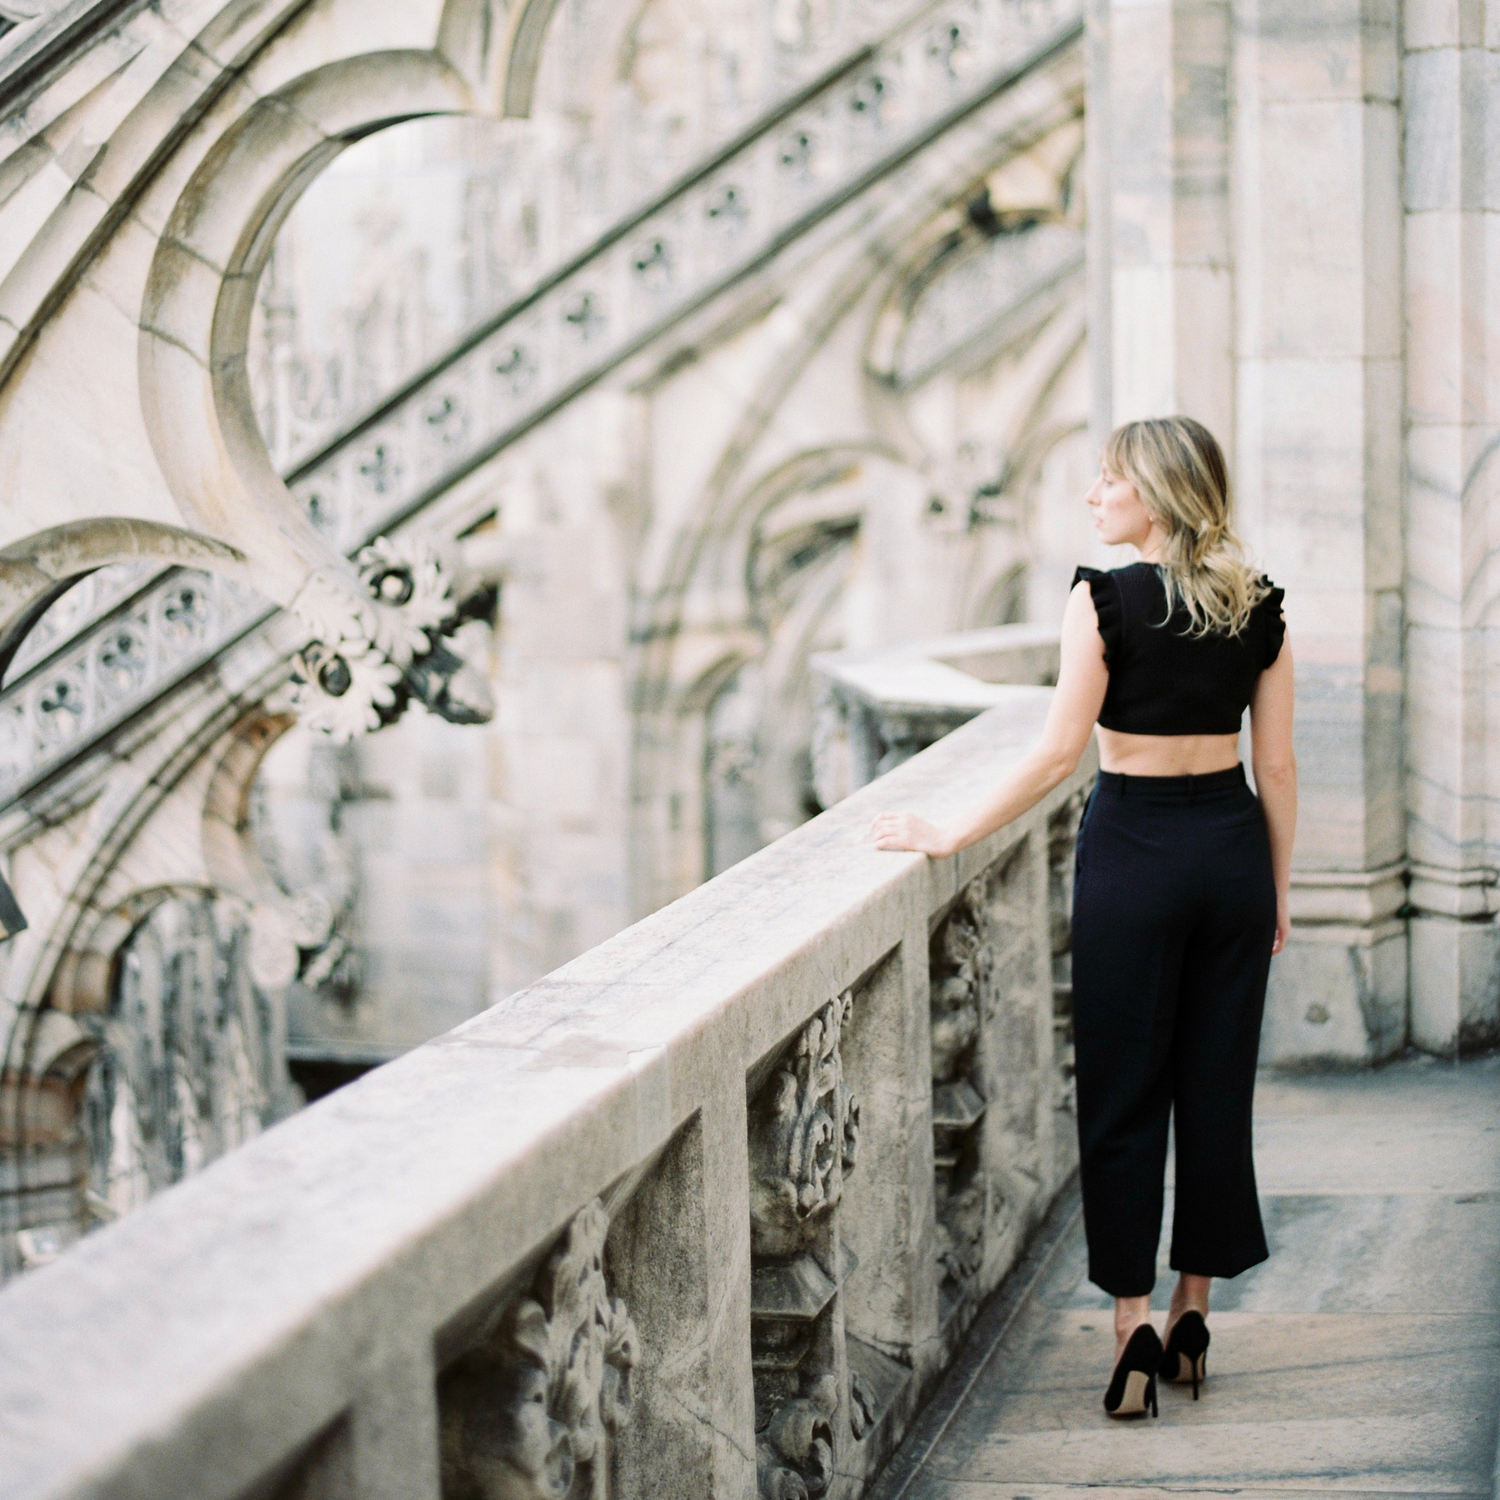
top-left (1161, 1310), bottom-right (1210, 1399)
top-left (1103, 1323), bottom-right (1161, 1419)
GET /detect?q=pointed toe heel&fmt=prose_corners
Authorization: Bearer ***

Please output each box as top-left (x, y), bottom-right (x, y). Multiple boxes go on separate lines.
top-left (1103, 1323), bottom-right (1162, 1419)
top-left (1161, 1310), bottom-right (1210, 1399)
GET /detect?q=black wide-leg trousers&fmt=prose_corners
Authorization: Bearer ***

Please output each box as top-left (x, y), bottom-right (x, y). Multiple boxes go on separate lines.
top-left (1072, 765), bottom-right (1276, 1297)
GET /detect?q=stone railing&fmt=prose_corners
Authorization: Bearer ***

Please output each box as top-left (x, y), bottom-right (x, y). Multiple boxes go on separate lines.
top-left (0, 691), bottom-right (1091, 1500)
top-left (0, 0), bottom-right (1083, 812)
top-left (811, 622), bottom-right (1060, 797)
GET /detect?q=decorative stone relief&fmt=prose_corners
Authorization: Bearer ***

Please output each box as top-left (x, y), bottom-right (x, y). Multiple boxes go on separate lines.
top-left (749, 995), bottom-right (860, 1259)
top-left (0, 567), bottom-right (266, 805)
top-left (286, 537), bottom-right (494, 742)
top-left (1047, 790), bottom-right (1087, 1117)
top-left (929, 889), bottom-right (990, 1293)
top-left (79, 891), bottom-right (292, 1223)
top-left (757, 1373), bottom-right (837, 1499)
top-left (287, 537), bottom-right (450, 740)
top-left (748, 995), bottom-right (863, 1499)
top-left (248, 742), bottom-right (361, 1008)
top-left (892, 218), bottom-right (1084, 390)
top-left (439, 1201), bottom-right (638, 1500)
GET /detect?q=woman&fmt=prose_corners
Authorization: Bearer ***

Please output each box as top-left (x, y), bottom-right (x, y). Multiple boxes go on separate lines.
top-left (871, 415), bottom-right (1295, 1420)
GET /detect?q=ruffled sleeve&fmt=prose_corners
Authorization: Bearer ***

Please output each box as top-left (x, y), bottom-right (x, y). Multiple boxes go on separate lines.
top-left (1260, 578), bottom-right (1286, 667)
top-left (1072, 565), bottom-right (1122, 665)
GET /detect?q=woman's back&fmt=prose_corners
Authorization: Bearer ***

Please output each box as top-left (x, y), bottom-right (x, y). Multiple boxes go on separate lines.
top-left (1074, 562), bottom-right (1285, 777)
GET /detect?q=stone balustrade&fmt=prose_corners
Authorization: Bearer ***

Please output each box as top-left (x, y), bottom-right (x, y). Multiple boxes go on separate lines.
top-left (0, 689), bottom-right (1091, 1500)
top-left (812, 622), bottom-right (1060, 798)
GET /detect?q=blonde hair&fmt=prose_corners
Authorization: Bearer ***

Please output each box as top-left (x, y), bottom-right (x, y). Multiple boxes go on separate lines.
top-left (1101, 415), bottom-right (1269, 637)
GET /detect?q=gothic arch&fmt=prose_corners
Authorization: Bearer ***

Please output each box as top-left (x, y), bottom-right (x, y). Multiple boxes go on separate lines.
top-left (0, 519), bottom-right (248, 685)
top-left (626, 104), bottom-right (1087, 907)
top-left (138, 49), bottom-right (477, 603)
top-left (639, 443), bottom-right (915, 894)
top-left (46, 884), bottom-right (216, 1019)
top-left (0, 693), bottom-right (295, 1137)
top-left (4, 877), bottom-right (293, 1269)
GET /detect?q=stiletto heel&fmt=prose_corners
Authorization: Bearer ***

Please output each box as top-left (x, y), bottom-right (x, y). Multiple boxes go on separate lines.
top-left (1161, 1310), bottom-right (1210, 1399)
top-left (1103, 1323), bottom-right (1162, 1419)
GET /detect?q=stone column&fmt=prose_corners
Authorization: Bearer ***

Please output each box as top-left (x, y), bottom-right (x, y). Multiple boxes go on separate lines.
top-left (1090, 0), bottom-right (1407, 1061)
top-left (1231, 0), bottom-right (1406, 1063)
top-left (1403, 1), bottom-right (1500, 1054)
top-left (1091, 0), bottom-right (1235, 447)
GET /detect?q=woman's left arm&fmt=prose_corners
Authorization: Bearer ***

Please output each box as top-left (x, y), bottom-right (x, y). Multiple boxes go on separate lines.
top-left (870, 581), bottom-right (1109, 857)
top-left (1249, 636), bottom-right (1297, 953)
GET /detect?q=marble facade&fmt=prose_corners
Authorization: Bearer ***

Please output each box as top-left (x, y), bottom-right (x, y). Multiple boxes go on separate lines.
top-left (1402, 1), bottom-right (1500, 1054)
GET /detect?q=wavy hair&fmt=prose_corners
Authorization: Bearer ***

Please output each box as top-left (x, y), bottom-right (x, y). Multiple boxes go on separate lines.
top-left (1102, 415), bottom-right (1269, 637)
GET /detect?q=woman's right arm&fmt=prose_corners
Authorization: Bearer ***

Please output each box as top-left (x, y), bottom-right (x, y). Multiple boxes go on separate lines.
top-left (1248, 639), bottom-right (1297, 954)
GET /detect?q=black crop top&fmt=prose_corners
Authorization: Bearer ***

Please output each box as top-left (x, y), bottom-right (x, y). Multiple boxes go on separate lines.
top-left (1072, 563), bottom-right (1285, 735)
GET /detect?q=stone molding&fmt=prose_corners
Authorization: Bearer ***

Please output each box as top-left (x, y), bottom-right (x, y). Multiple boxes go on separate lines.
top-left (1408, 862), bottom-right (1500, 921)
top-left (1287, 862), bottom-right (1408, 926)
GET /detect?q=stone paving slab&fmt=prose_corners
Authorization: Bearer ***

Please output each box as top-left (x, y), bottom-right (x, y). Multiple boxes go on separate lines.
top-left (880, 1056), bottom-right (1500, 1500)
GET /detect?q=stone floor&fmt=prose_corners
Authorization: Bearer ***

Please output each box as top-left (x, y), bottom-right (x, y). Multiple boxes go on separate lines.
top-left (875, 1054), bottom-right (1500, 1500)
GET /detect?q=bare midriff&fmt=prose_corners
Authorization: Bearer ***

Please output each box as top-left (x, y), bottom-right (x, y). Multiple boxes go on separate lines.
top-left (1095, 727), bottom-right (1243, 778)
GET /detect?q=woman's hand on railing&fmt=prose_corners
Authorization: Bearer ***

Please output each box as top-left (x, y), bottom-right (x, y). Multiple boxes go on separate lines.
top-left (869, 811), bottom-right (953, 857)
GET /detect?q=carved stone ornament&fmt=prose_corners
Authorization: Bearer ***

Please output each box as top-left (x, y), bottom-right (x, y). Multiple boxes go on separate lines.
top-left (930, 893), bottom-right (986, 1083)
top-left (439, 1201), bottom-right (638, 1500)
top-left (930, 891), bottom-right (989, 1290)
top-left (756, 1372), bottom-right (837, 1500)
top-left (286, 537), bottom-right (493, 741)
top-left (749, 994), bottom-right (860, 1259)
top-left (750, 996), bottom-right (863, 1499)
